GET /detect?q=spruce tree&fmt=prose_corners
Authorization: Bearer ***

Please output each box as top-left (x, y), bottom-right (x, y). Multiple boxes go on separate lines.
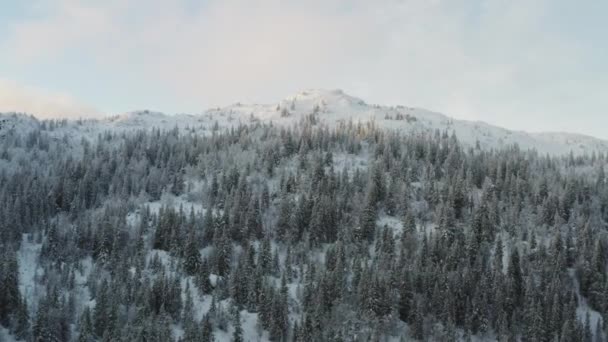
top-left (232, 310), bottom-right (243, 342)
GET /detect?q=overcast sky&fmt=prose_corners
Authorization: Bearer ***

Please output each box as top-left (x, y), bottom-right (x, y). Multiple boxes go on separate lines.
top-left (1, 0), bottom-right (607, 138)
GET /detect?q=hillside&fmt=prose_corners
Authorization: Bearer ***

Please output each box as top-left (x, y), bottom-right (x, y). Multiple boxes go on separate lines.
top-left (0, 90), bottom-right (607, 341)
top-left (1, 89), bottom-right (607, 156)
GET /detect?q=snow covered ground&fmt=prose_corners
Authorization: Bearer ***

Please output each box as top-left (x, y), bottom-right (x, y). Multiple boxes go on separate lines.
top-left (0, 326), bottom-right (18, 342)
top-left (569, 269), bottom-right (604, 339)
top-left (18, 234), bottom-right (43, 315)
top-left (3, 89), bottom-right (608, 156)
top-left (2, 89), bottom-right (607, 341)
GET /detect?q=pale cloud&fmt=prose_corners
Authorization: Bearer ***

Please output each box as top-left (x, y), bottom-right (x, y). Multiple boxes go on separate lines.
top-left (0, 79), bottom-right (101, 119)
top-left (6, 0), bottom-right (118, 61)
top-left (2, 0), bottom-right (607, 137)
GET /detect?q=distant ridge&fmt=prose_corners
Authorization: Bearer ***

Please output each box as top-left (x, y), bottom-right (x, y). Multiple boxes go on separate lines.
top-left (1, 89), bottom-right (607, 156)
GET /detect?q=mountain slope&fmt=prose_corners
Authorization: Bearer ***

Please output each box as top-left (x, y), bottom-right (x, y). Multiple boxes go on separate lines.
top-left (210, 89), bottom-right (608, 155)
top-left (1, 89), bottom-right (606, 155)
top-left (1, 90), bottom-right (607, 341)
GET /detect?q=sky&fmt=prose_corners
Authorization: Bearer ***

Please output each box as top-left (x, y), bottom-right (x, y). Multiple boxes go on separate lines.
top-left (0, 0), bottom-right (607, 138)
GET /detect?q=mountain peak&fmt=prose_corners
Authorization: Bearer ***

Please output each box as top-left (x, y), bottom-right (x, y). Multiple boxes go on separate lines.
top-left (281, 88), bottom-right (366, 109)
top-left (5, 91), bottom-right (604, 157)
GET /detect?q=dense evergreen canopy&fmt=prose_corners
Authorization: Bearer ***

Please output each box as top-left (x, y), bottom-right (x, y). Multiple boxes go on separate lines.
top-left (0, 117), bottom-right (607, 341)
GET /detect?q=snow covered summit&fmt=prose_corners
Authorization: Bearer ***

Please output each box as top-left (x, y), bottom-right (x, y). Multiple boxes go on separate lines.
top-left (1, 88), bottom-right (607, 156)
top-left (207, 88), bottom-right (608, 156)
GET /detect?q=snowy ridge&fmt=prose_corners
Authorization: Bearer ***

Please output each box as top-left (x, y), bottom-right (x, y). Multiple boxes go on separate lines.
top-left (0, 113), bottom-right (40, 137)
top-left (2, 89), bottom-right (608, 155)
top-left (235, 88), bottom-right (608, 156)
top-left (106, 110), bottom-right (203, 129)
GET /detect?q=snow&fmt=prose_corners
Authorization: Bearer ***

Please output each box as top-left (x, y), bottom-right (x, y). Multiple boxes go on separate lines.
top-left (569, 269), bottom-right (604, 338)
top-left (74, 257), bottom-right (94, 312)
top-left (207, 89), bottom-right (608, 156)
top-left (124, 192), bottom-right (208, 232)
top-left (171, 259), bottom-right (271, 341)
top-left (377, 215), bottom-right (404, 235)
top-left (0, 326), bottom-right (18, 342)
top-left (2, 89), bottom-right (608, 156)
top-left (143, 192), bottom-right (206, 216)
top-left (333, 152), bottom-right (369, 175)
top-left (18, 234), bottom-right (44, 314)
top-left (209, 310), bottom-right (269, 342)
top-left (0, 113), bottom-right (39, 137)
top-left (3, 89), bottom-right (608, 341)
top-left (141, 242), bottom-right (271, 341)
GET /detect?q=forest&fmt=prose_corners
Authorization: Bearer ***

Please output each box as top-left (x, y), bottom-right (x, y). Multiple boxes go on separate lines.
top-left (0, 115), bottom-right (607, 341)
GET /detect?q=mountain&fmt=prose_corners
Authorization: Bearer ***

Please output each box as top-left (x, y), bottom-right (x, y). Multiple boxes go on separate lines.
top-left (1, 89), bottom-right (607, 341)
top-left (206, 89), bottom-right (608, 156)
top-left (1, 88), bottom-right (607, 156)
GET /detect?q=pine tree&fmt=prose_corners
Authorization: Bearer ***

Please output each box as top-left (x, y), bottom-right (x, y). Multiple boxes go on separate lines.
top-left (182, 287), bottom-right (199, 342)
top-left (33, 302), bottom-right (51, 342)
top-left (201, 314), bottom-right (215, 342)
top-left (269, 276), bottom-right (290, 340)
top-left (276, 196), bottom-right (292, 241)
top-left (595, 319), bottom-right (604, 342)
top-left (370, 276), bottom-right (391, 317)
top-left (411, 300), bottom-right (425, 340)
top-left (78, 307), bottom-right (94, 342)
top-left (258, 235), bottom-right (272, 274)
top-left (358, 201), bottom-right (377, 242)
top-left (93, 280), bottom-right (110, 337)
top-left (493, 235), bottom-right (504, 274)
top-left (194, 259), bottom-right (210, 293)
top-left (14, 297), bottom-right (30, 340)
top-left (183, 231), bottom-right (202, 275)
top-left (584, 311), bottom-right (593, 342)
top-left (232, 310), bottom-right (243, 342)
top-left (215, 228), bottom-right (232, 277)
top-left (507, 248), bottom-right (523, 314)
top-left (0, 247), bottom-right (23, 327)
top-left (402, 211), bottom-right (416, 236)
top-left (399, 275), bottom-right (414, 323)
top-left (368, 163), bottom-right (386, 205)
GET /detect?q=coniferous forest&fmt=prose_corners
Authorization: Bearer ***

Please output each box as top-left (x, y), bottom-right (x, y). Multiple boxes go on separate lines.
top-left (1, 116), bottom-right (608, 341)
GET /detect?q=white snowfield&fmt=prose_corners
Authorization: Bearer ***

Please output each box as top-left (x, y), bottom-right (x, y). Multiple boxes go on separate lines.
top-left (1, 88), bottom-right (607, 156)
